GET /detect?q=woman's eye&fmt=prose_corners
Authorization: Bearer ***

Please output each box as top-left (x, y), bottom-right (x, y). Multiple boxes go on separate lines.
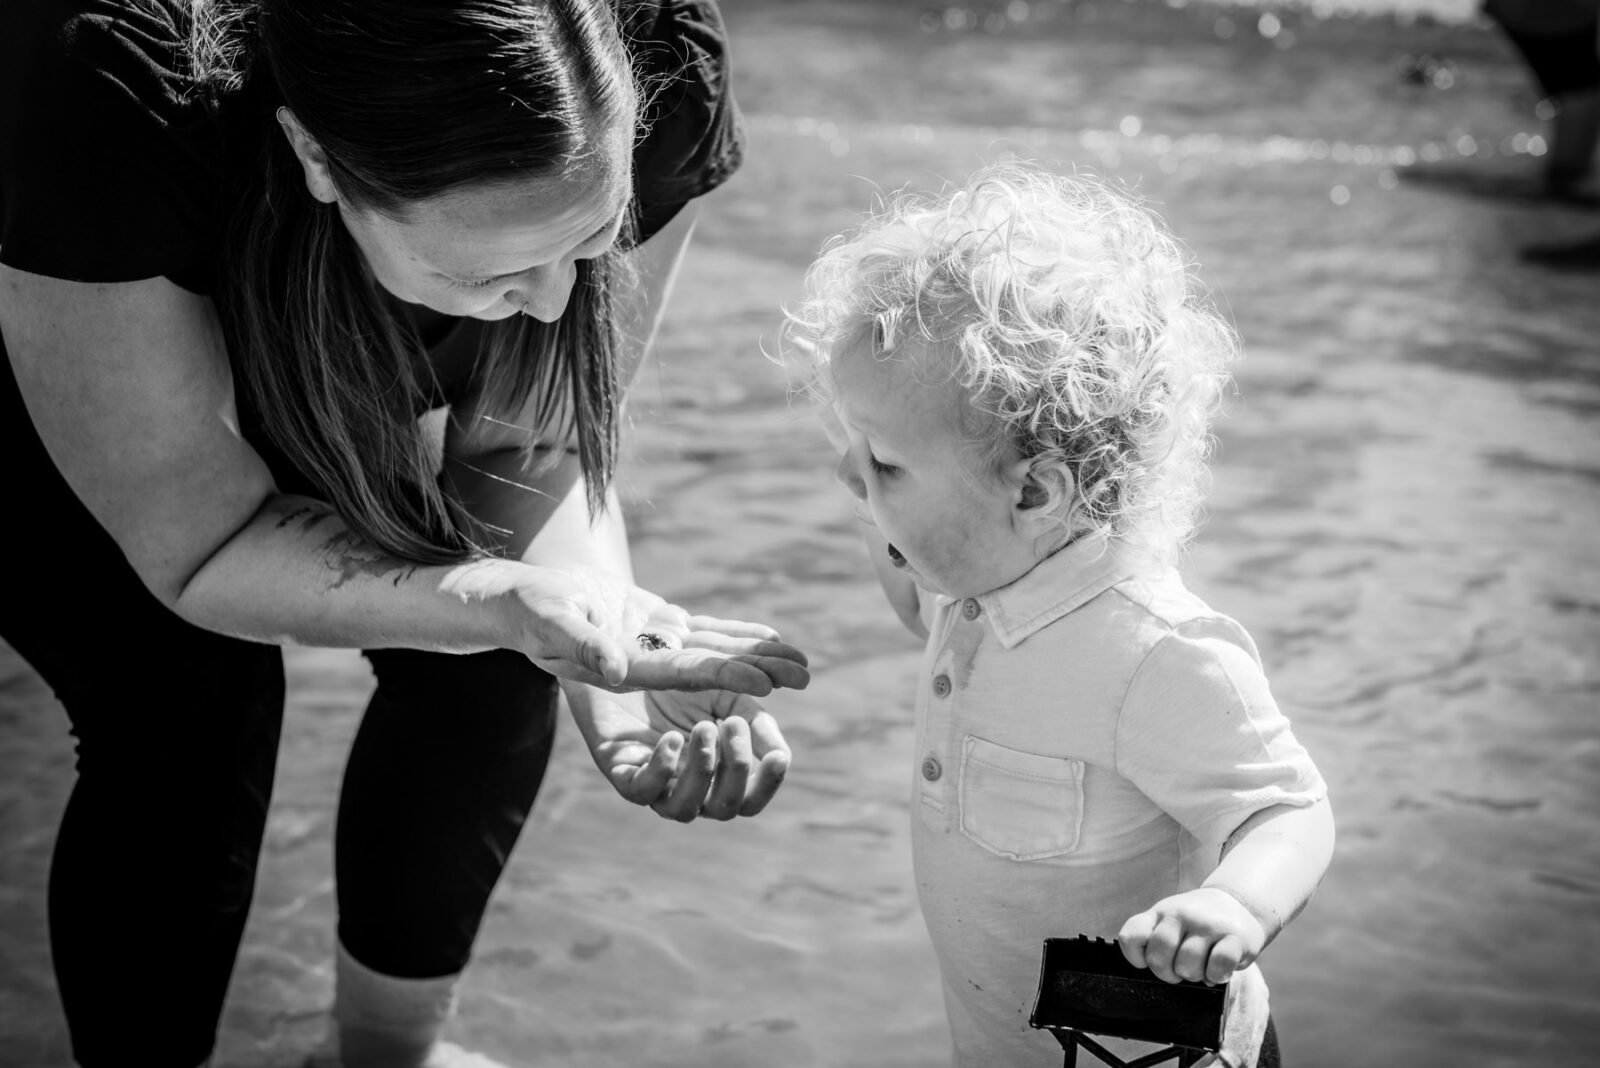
top-left (451, 276), bottom-right (499, 290)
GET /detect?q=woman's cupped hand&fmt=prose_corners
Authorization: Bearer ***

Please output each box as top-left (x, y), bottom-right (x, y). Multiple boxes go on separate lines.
top-left (442, 559), bottom-right (810, 695)
top-left (579, 687), bottom-right (791, 821)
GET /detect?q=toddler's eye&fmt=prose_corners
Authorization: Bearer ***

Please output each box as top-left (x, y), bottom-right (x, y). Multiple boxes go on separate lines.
top-left (869, 455), bottom-right (900, 476)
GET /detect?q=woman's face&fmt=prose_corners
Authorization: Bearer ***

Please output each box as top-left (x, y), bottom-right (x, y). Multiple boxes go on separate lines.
top-left (283, 112), bottom-right (632, 322)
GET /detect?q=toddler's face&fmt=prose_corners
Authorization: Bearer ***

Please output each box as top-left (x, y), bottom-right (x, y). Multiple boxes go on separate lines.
top-left (829, 333), bottom-right (1043, 599)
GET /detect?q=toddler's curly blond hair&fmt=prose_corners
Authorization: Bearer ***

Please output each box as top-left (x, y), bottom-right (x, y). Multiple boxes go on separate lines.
top-left (781, 161), bottom-right (1240, 565)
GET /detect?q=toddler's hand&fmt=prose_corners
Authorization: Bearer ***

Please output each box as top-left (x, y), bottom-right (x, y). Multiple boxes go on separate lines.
top-left (1117, 887), bottom-right (1267, 986)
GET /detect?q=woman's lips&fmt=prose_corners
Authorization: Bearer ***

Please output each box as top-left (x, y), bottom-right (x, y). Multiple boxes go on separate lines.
top-left (887, 543), bottom-right (907, 568)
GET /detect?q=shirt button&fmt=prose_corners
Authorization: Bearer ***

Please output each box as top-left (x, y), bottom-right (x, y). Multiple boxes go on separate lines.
top-left (962, 598), bottom-right (981, 621)
top-left (921, 756), bottom-right (943, 782)
top-left (932, 674), bottom-right (952, 698)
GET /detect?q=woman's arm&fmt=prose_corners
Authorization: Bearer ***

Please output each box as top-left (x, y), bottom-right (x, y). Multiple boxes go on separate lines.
top-left (2, 270), bottom-right (274, 606)
top-left (0, 263), bottom-right (790, 692)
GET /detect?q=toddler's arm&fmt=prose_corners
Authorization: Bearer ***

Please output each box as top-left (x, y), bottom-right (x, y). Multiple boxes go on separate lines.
top-left (856, 516), bottom-right (927, 639)
top-left (1118, 797), bottom-right (1335, 985)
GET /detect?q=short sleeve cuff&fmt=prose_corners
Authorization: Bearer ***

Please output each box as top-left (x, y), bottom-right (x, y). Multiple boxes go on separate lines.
top-left (627, 0), bottom-right (746, 246)
top-left (1116, 620), bottom-right (1328, 853)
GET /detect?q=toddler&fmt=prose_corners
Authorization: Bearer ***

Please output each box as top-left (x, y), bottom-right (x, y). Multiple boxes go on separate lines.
top-left (782, 162), bottom-right (1334, 1067)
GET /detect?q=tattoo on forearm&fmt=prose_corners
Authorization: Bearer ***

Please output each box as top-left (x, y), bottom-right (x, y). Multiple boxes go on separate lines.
top-left (274, 504), bottom-right (337, 534)
top-left (321, 528), bottom-right (421, 589)
top-left (273, 502), bottom-right (418, 589)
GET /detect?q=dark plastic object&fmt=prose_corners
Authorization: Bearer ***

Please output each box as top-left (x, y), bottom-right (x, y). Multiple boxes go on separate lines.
top-left (1028, 936), bottom-right (1227, 1068)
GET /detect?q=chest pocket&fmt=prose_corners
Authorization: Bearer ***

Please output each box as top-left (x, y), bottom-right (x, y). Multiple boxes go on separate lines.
top-left (958, 735), bottom-right (1085, 861)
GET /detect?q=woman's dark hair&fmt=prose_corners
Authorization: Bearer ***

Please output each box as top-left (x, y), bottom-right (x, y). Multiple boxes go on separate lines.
top-left (196, 0), bottom-right (637, 563)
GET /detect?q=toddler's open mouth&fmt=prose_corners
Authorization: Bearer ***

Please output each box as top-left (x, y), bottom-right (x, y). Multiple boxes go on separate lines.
top-left (887, 543), bottom-right (907, 568)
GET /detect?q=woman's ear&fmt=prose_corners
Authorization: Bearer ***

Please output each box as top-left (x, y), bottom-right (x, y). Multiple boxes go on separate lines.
top-left (276, 107), bottom-right (340, 205)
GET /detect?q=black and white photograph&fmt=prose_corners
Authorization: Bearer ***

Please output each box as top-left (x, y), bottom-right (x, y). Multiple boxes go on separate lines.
top-left (2, 1), bottom-right (1596, 1066)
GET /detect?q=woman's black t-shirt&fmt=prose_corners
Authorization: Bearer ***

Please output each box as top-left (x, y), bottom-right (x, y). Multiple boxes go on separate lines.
top-left (0, 0), bottom-right (746, 392)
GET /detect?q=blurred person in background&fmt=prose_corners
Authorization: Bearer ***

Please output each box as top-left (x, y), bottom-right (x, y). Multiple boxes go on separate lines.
top-left (1484, 0), bottom-right (1600, 200)
top-left (1487, 0), bottom-right (1600, 267)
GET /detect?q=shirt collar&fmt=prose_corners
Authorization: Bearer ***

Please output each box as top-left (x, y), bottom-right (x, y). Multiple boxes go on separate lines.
top-left (974, 533), bottom-right (1135, 649)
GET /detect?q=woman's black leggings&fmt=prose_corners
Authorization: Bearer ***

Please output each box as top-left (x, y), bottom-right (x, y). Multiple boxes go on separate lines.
top-left (3, 361), bottom-right (559, 1068)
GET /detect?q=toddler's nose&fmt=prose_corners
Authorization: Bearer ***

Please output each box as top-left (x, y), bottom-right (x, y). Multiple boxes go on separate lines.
top-left (835, 452), bottom-right (867, 500)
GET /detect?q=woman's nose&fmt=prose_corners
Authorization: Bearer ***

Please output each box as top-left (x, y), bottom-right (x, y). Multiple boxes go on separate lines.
top-left (835, 451), bottom-right (867, 500)
top-left (507, 260), bottom-right (578, 322)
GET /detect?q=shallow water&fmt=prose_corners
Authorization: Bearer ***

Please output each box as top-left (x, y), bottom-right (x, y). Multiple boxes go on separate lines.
top-left (4, 1), bottom-right (1599, 1065)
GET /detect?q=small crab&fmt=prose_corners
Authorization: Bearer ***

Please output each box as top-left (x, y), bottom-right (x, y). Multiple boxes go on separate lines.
top-left (636, 631), bottom-right (671, 652)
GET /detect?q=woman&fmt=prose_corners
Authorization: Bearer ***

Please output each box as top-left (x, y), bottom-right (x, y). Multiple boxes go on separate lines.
top-left (0, 0), bottom-right (805, 1064)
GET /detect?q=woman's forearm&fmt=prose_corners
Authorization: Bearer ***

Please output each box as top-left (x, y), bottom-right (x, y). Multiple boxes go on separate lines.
top-left (173, 492), bottom-right (525, 652)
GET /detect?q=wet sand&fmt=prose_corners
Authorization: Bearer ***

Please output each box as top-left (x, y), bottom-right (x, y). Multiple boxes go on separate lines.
top-left (3, 1), bottom-right (1599, 1065)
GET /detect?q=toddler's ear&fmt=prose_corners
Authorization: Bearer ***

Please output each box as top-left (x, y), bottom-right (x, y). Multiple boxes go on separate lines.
top-left (1010, 458), bottom-right (1072, 518)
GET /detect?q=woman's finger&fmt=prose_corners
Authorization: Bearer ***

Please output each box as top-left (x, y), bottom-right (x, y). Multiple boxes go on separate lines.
top-left (702, 717), bottom-right (754, 820)
top-left (639, 601), bottom-right (691, 635)
top-left (739, 749), bottom-right (790, 817)
top-left (585, 634), bottom-right (631, 687)
top-left (729, 654), bottom-right (810, 690)
top-left (524, 601), bottom-right (630, 686)
top-left (676, 635), bottom-right (810, 689)
top-left (624, 651), bottom-right (780, 696)
top-left (615, 733), bottom-right (682, 805)
top-left (685, 631), bottom-right (810, 667)
top-left (535, 623), bottom-right (807, 696)
top-left (652, 720), bottom-right (718, 822)
top-left (738, 710), bottom-right (791, 816)
top-left (685, 615), bottom-right (782, 642)
top-left (746, 708), bottom-right (788, 758)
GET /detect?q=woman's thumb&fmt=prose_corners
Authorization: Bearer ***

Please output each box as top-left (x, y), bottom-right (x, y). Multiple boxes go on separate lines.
top-left (534, 602), bottom-right (629, 686)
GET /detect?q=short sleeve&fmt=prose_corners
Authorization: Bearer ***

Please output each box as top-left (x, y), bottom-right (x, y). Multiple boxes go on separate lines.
top-left (1115, 619), bottom-right (1326, 855)
top-left (0, 0), bottom-right (222, 293)
top-left (624, 0), bottom-right (746, 244)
